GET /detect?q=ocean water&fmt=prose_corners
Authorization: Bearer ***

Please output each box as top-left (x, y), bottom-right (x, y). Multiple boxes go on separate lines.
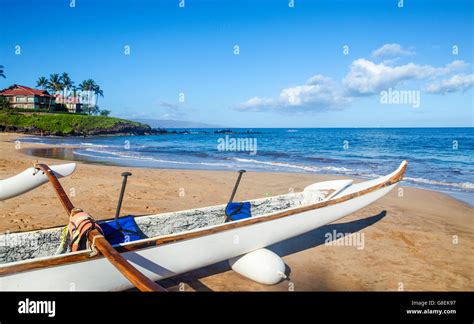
top-left (19, 128), bottom-right (474, 205)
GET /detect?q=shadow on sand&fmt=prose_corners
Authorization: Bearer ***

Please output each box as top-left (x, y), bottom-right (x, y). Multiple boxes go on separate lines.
top-left (157, 210), bottom-right (387, 291)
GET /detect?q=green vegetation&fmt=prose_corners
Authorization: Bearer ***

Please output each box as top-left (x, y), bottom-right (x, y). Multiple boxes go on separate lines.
top-left (0, 96), bottom-right (10, 109)
top-left (36, 72), bottom-right (104, 114)
top-left (100, 109), bottom-right (111, 117)
top-left (2, 108), bottom-right (80, 115)
top-left (0, 111), bottom-right (151, 136)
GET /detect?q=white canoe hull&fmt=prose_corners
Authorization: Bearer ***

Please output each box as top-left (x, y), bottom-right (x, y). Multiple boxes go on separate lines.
top-left (1, 182), bottom-right (397, 291)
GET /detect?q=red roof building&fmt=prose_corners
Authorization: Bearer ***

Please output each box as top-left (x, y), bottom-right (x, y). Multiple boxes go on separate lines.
top-left (0, 84), bottom-right (56, 110)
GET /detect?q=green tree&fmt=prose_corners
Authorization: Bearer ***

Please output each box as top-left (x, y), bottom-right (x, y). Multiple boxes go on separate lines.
top-left (70, 85), bottom-right (80, 112)
top-left (36, 76), bottom-right (50, 112)
top-left (79, 80), bottom-right (89, 114)
top-left (47, 73), bottom-right (63, 112)
top-left (93, 84), bottom-right (104, 111)
top-left (36, 76), bottom-right (48, 89)
top-left (0, 96), bottom-right (11, 109)
top-left (48, 73), bottom-right (64, 93)
top-left (79, 79), bottom-right (96, 114)
top-left (99, 109), bottom-right (111, 116)
top-left (61, 72), bottom-right (74, 103)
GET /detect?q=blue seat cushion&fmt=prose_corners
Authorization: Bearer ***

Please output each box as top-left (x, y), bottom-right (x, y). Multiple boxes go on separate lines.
top-left (225, 202), bottom-right (252, 221)
top-left (99, 215), bottom-right (145, 245)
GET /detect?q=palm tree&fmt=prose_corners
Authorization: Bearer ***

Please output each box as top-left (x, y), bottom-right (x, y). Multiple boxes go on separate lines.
top-left (0, 65), bottom-right (5, 78)
top-left (36, 77), bottom-right (49, 111)
top-left (79, 79), bottom-right (96, 114)
top-left (47, 73), bottom-right (63, 112)
top-left (48, 73), bottom-right (63, 93)
top-left (86, 79), bottom-right (96, 113)
top-left (36, 76), bottom-right (48, 89)
top-left (78, 80), bottom-right (89, 114)
top-left (61, 72), bottom-right (73, 103)
top-left (93, 84), bottom-right (104, 112)
top-left (71, 85), bottom-right (78, 111)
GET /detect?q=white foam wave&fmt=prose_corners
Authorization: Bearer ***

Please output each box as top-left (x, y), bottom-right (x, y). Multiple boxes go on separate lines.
top-left (74, 149), bottom-right (474, 192)
top-left (74, 149), bottom-right (230, 167)
top-left (232, 158), bottom-right (352, 173)
top-left (80, 143), bottom-right (110, 148)
top-left (404, 177), bottom-right (474, 190)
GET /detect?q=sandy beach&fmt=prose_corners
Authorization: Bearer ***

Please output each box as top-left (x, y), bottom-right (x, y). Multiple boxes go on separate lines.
top-left (0, 133), bottom-right (473, 291)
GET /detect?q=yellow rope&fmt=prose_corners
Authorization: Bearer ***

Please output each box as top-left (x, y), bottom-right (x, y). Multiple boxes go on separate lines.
top-left (55, 225), bottom-right (69, 255)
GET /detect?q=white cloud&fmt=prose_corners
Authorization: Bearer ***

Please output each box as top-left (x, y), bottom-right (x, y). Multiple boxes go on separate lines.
top-left (239, 96), bottom-right (274, 110)
top-left (238, 44), bottom-right (471, 113)
top-left (425, 74), bottom-right (474, 94)
top-left (158, 101), bottom-right (179, 109)
top-left (343, 59), bottom-right (468, 95)
top-left (372, 43), bottom-right (415, 59)
top-left (238, 75), bottom-right (350, 112)
top-left (155, 100), bottom-right (195, 119)
top-left (444, 60), bottom-right (470, 71)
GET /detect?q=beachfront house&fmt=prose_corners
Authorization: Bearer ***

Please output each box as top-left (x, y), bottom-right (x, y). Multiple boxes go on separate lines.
top-left (54, 94), bottom-right (83, 113)
top-left (0, 84), bottom-right (56, 110)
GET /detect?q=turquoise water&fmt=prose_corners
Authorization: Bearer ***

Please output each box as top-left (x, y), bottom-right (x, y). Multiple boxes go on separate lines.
top-left (21, 128), bottom-right (474, 205)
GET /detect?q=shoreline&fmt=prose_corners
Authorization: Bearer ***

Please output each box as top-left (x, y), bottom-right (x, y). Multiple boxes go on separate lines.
top-left (1, 132), bottom-right (473, 291)
top-left (13, 134), bottom-right (474, 207)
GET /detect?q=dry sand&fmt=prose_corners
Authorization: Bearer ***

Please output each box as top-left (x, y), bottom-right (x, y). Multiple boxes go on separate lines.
top-left (0, 133), bottom-right (473, 291)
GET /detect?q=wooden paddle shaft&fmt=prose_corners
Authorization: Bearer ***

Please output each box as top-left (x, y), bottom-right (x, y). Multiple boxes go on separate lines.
top-left (34, 163), bottom-right (165, 292)
top-left (228, 170), bottom-right (246, 203)
top-left (35, 164), bottom-right (75, 214)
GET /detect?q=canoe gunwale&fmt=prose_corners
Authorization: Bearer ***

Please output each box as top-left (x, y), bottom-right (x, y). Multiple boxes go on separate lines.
top-left (0, 161), bottom-right (407, 276)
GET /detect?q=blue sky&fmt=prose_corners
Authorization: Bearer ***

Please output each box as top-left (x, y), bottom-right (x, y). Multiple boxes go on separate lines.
top-left (0, 0), bottom-right (472, 127)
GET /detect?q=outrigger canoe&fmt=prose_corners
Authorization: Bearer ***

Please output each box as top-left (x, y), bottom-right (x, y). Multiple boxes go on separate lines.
top-left (0, 160), bottom-right (407, 291)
